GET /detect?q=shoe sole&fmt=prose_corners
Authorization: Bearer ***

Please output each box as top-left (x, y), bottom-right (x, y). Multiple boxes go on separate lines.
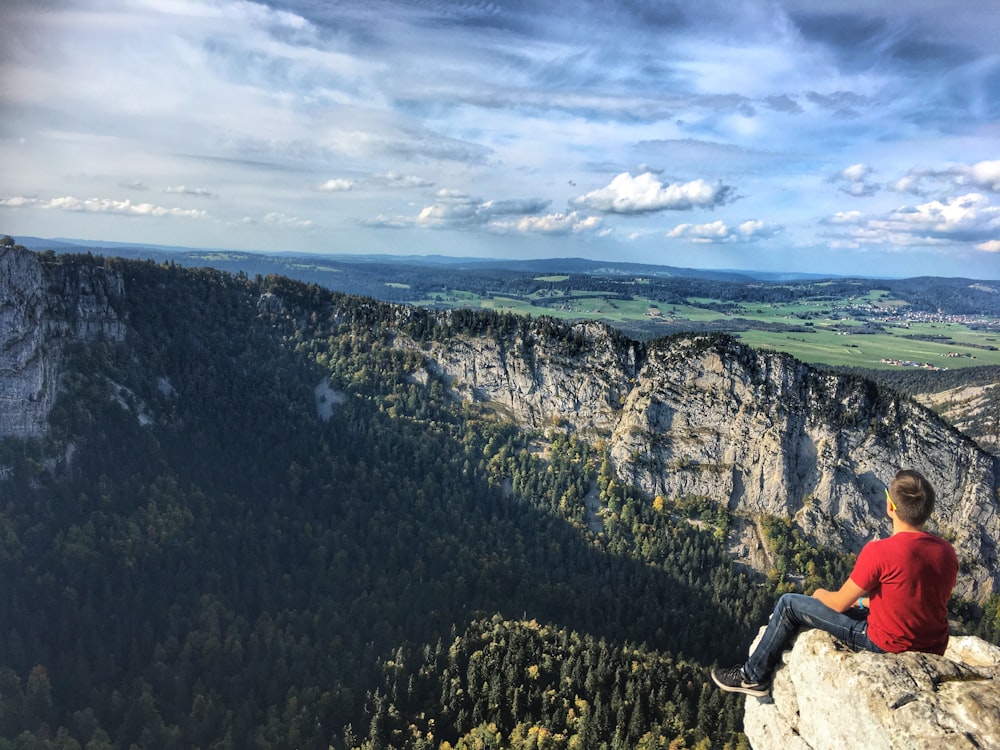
top-left (711, 672), bottom-right (770, 697)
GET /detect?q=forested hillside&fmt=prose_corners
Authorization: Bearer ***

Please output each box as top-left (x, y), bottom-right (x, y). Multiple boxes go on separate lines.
top-left (0, 254), bottom-right (994, 750)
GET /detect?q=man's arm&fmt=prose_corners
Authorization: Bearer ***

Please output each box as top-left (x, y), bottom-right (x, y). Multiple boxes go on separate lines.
top-left (812, 577), bottom-right (866, 612)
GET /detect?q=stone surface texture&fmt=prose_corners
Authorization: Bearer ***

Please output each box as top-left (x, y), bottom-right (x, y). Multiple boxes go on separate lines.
top-left (743, 628), bottom-right (1000, 750)
top-left (0, 246), bottom-right (125, 439)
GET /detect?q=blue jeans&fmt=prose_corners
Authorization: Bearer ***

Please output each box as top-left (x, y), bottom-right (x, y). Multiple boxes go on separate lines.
top-left (744, 593), bottom-right (884, 683)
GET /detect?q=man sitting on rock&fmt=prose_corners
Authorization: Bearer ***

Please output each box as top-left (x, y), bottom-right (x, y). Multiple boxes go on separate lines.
top-left (711, 468), bottom-right (959, 697)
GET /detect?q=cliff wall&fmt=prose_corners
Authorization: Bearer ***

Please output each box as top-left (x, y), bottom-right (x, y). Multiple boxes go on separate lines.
top-left (406, 324), bottom-right (1000, 600)
top-left (0, 246), bottom-right (125, 439)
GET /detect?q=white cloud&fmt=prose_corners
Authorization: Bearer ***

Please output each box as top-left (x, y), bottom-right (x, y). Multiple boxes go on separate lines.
top-left (318, 178), bottom-right (354, 192)
top-left (491, 211), bottom-right (603, 235)
top-left (822, 193), bottom-right (1000, 248)
top-left (831, 163), bottom-right (877, 197)
top-left (889, 170), bottom-right (929, 196)
top-left (263, 211), bottom-right (313, 228)
top-left (0, 196), bottom-right (39, 208)
top-left (374, 171), bottom-right (433, 189)
top-left (404, 191), bottom-right (550, 229)
top-left (572, 172), bottom-right (735, 214)
top-left (667, 219), bottom-right (781, 243)
top-left (1, 194), bottom-right (207, 218)
top-left (888, 161), bottom-right (1000, 197)
top-left (839, 164), bottom-right (871, 183)
top-left (667, 220), bottom-right (729, 243)
top-left (977, 240), bottom-right (1000, 253)
top-left (165, 185), bottom-right (216, 197)
top-left (946, 160), bottom-right (1000, 193)
top-left (826, 210), bottom-right (865, 225)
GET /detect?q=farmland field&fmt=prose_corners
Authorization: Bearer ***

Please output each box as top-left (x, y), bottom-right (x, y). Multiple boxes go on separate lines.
top-left (44, 240), bottom-right (995, 373)
top-left (414, 289), bottom-right (1000, 370)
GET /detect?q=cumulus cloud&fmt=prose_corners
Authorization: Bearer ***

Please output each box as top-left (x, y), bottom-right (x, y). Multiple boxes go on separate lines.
top-left (667, 219), bottom-right (781, 243)
top-left (491, 211), bottom-right (603, 235)
top-left (822, 193), bottom-right (1000, 249)
top-left (978, 240), bottom-right (1000, 253)
top-left (1, 195), bottom-right (207, 218)
top-left (408, 191), bottom-right (550, 228)
top-left (942, 160), bottom-right (1000, 193)
top-left (831, 163), bottom-right (878, 197)
top-left (571, 172), bottom-right (735, 214)
top-left (889, 161), bottom-right (1000, 196)
top-left (0, 196), bottom-right (39, 208)
top-left (889, 170), bottom-right (930, 196)
top-left (365, 190), bottom-right (606, 235)
top-left (317, 178), bottom-right (355, 192)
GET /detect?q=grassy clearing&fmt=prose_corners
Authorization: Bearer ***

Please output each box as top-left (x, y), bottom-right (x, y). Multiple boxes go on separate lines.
top-left (736, 327), bottom-right (1000, 369)
top-left (410, 289), bottom-right (999, 369)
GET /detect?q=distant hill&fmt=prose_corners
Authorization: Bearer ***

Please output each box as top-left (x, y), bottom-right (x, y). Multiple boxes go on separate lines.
top-left (14, 234), bottom-right (826, 282)
top-left (14, 236), bottom-right (999, 317)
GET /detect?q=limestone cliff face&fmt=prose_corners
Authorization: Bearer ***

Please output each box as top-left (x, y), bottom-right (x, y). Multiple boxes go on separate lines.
top-left (609, 335), bottom-right (999, 600)
top-left (406, 325), bottom-right (1000, 600)
top-left (743, 628), bottom-right (1000, 750)
top-left (0, 246), bottom-right (125, 439)
top-left (411, 320), bottom-right (640, 432)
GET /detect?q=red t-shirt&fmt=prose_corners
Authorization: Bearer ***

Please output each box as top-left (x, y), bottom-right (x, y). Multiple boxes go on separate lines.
top-left (849, 531), bottom-right (958, 655)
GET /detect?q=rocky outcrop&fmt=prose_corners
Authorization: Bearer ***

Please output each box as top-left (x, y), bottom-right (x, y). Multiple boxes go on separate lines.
top-left (915, 383), bottom-right (999, 456)
top-left (609, 335), bottom-right (999, 601)
top-left (0, 246), bottom-right (125, 439)
top-left (407, 327), bottom-right (1000, 600)
top-left (743, 628), bottom-right (1000, 750)
top-left (412, 320), bottom-right (640, 431)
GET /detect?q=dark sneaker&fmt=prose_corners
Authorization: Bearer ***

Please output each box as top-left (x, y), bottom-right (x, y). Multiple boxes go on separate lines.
top-left (711, 665), bottom-right (770, 697)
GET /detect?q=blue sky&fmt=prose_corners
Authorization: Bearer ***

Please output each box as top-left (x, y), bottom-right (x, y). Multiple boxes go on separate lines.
top-left (1, 0), bottom-right (998, 278)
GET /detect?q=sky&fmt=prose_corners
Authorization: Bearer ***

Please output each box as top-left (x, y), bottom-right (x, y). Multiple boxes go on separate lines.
top-left (1, 0), bottom-right (999, 278)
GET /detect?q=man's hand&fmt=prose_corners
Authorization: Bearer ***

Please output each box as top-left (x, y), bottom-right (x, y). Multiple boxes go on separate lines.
top-left (812, 578), bottom-right (866, 612)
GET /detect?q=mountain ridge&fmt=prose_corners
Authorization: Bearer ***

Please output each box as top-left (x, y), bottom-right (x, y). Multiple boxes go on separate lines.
top-left (23, 233), bottom-right (995, 283)
top-left (2, 245), bottom-right (999, 749)
top-left (3, 245), bottom-right (998, 599)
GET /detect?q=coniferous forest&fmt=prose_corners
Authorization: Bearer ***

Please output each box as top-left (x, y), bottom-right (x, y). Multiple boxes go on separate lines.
top-left (0, 254), bottom-right (986, 749)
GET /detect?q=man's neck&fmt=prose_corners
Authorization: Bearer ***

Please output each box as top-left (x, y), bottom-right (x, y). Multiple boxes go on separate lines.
top-left (892, 518), bottom-right (925, 535)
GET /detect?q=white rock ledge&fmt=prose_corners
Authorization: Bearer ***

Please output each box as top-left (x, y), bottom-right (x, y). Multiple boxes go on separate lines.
top-left (743, 628), bottom-right (1000, 750)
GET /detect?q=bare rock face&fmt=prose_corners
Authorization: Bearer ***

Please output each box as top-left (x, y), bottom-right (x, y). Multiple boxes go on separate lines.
top-left (415, 320), bottom-right (640, 432)
top-left (0, 246), bottom-right (125, 439)
top-left (410, 328), bottom-right (1000, 599)
top-left (915, 383), bottom-right (1000, 456)
top-left (743, 628), bottom-right (1000, 750)
top-left (609, 336), bottom-right (999, 601)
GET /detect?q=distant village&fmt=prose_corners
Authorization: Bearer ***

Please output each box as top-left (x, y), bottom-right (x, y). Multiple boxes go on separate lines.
top-left (878, 358), bottom-right (949, 371)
